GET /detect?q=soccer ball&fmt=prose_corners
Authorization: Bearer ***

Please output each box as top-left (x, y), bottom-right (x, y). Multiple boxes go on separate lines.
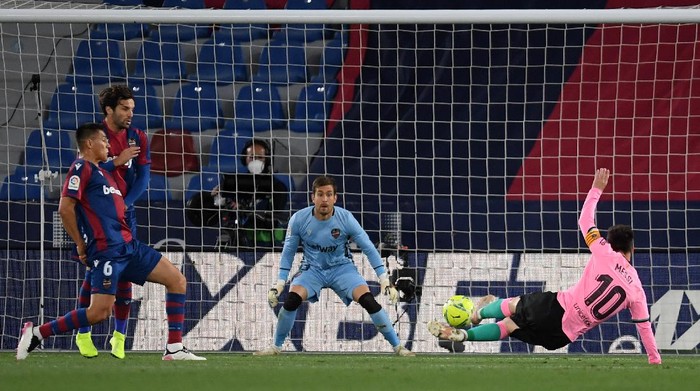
top-left (442, 295), bottom-right (475, 328)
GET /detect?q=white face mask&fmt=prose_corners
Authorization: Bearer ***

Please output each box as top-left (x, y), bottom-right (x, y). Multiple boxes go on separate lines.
top-left (247, 159), bottom-right (265, 174)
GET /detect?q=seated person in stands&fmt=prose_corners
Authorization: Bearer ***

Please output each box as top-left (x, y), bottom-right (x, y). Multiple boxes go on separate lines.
top-left (187, 139), bottom-right (289, 247)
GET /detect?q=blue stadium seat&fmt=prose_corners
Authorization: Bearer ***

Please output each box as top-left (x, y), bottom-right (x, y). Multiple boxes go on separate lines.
top-left (190, 37), bottom-right (247, 84)
top-left (272, 24), bottom-right (325, 44)
top-left (219, 0), bottom-right (268, 42)
top-left (0, 166), bottom-right (42, 201)
top-left (24, 128), bottom-right (75, 172)
top-left (165, 82), bottom-right (223, 132)
top-left (137, 173), bottom-right (172, 203)
top-left (131, 40), bottom-right (186, 84)
top-left (162, 0), bottom-right (204, 7)
top-left (90, 23), bottom-right (147, 40)
top-left (207, 130), bottom-right (251, 173)
top-left (65, 39), bottom-right (126, 85)
top-left (149, 24), bottom-right (212, 42)
top-left (289, 82), bottom-right (337, 134)
top-left (253, 40), bottom-right (308, 84)
top-left (185, 167), bottom-right (221, 201)
top-left (285, 0), bottom-right (326, 10)
top-left (313, 34), bottom-right (348, 82)
top-left (222, 83), bottom-right (286, 134)
top-left (44, 83), bottom-right (99, 130)
top-left (129, 80), bottom-right (164, 130)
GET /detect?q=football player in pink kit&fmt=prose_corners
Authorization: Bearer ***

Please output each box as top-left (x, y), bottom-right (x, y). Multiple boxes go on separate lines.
top-left (429, 168), bottom-right (662, 364)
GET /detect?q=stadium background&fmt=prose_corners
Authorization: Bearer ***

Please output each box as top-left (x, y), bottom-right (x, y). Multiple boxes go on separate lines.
top-left (1, 0), bottom-right (698, 353)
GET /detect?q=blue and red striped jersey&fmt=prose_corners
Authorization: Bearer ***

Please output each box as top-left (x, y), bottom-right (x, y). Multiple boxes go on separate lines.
top-left (61, 158), bottom-right (132, 256)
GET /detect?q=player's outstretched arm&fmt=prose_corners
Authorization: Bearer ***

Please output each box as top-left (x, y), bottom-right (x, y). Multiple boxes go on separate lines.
top-left (579, 168), bottom-right (609, 246)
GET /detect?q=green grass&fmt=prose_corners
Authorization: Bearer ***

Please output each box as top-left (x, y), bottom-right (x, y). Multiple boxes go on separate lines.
top-left (2, 352), bottom-right (698, 391)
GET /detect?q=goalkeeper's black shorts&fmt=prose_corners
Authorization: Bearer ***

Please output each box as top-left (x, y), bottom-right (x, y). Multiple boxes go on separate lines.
top-left (509, 291), bottom-right (572, 350)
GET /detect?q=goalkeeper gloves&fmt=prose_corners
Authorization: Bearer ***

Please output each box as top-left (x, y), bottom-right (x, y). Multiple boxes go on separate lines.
top-left (267, 279), bottom-right (286, 308)
top-left (379, 273), bottom-right (399, 305)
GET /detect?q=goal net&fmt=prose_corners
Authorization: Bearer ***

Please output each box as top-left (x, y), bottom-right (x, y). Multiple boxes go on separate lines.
top-left (1, 0), bottom-right (698, 355)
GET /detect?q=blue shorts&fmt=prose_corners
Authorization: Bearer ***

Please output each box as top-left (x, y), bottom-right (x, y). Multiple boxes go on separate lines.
top-left (89, 240), bottom-right (162, 295)
top-left (290, 262), bottom-right (367, 306)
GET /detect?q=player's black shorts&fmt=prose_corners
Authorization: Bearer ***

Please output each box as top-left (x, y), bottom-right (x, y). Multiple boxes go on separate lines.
top-left (509, 291), bottom-right (571, 350)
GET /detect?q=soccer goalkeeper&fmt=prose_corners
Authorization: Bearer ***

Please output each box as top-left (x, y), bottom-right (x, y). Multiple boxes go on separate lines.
top-left (428, 168), bottom-right (661, 365)
top-left (255, 175), bottom-right (414, 356)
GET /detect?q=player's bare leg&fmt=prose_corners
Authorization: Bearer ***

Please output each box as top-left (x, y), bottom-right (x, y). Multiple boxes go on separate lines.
top-left (470, 294), bottom-right (498, 325)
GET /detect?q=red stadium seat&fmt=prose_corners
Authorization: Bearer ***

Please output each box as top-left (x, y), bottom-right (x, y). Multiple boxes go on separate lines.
top-left (150, 129), bottom-right (200, 177)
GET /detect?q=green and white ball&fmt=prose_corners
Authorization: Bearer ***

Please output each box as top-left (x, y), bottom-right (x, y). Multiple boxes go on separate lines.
top-left (442, 295), bottom-right (475, 328)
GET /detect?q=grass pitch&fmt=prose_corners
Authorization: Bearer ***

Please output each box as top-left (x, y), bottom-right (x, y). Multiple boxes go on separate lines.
top-left (2, 352), bottom-right (698, 391)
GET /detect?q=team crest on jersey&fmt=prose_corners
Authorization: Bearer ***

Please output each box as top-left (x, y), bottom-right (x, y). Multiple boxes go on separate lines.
top-left (331, 228), bottom-right (341, 239)
top-left (103, 278), bottom-right (112, 290)
top-left (68, 175), bottom-right (80, 190)
top-left (128, 138), bottom-right (137, 147)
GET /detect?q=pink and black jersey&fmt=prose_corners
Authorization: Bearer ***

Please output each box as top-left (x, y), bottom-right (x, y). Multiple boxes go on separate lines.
top-left (557, 187), bottom-right (661, 363)
top-left (103, 122), bottom-right (150, 197)
top-left (61, 159), bottom-right (132, 257)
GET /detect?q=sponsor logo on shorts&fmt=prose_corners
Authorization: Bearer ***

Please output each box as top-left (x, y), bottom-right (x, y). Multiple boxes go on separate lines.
top-left (103, 278), bottom-right (112, 290)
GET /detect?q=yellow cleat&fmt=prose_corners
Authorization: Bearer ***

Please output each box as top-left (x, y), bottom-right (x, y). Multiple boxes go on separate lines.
top-left (110, 331), bottom-right (126, 359)
top-left (75, 331), bottom-right (98, 358)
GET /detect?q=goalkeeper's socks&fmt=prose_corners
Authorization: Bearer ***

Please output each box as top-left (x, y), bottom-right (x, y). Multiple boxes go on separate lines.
top-left (465, 321), bottom-right (508, 341)
top-left (479, 298), bottom-right (511, 320)
top-left (274, 308), bottom-right (297, 347)
top-left (40, 308), bottom-right (90, 338)
top-left (369, 309), bottom-right (400, 347)
top-left (77, 271), bottom-right (92, 334)
top-left (165, 293), bottom-right (186, 344)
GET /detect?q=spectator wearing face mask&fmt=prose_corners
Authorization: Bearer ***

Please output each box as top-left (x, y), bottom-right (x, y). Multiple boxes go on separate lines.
top-left (186, 139), bottom-right (289, 248)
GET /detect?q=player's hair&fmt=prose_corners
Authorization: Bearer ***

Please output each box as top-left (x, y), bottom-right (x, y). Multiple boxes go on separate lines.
top-left (240, 139), bottom-right (272, 173)
top-left (98, 84), bottom-right (134, 115)
top-left (312, 175), bottom-right (337, 194)
top-left (75, 122), bottom-right (104, 151)
top-left (607, 224), bottom-right (634, 254)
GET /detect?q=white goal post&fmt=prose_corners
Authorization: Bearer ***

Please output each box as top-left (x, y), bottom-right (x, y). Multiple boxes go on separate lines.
top-left (1, 2), bottom-right (699, 355)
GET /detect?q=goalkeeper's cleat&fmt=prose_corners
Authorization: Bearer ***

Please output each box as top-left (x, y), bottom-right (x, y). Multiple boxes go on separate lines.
top-left (471, 294), bottom-right (497, 325)
top-left (16, 322), bottom-right (41, 360)
top-left (162, 346), bottom-right (207, 361)
top-left (427, 320), bottom-right (466, 342)
top-left (253, 345), bottom-right (282, 356)
top-left (394, 345), bottom-right (416, 357)
top-left (76, 331), bottom-right (98, 358)
top-left (109, 331), bottom-right (126, 359)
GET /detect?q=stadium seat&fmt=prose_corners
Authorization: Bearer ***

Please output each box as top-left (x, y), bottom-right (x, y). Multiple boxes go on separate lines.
top-left (0, 166), bottom-right (43, 201)
top-left (165, 82), bottom-right (223, 132)
top-left (285, 0), bottom-right (327, 10)
top-left (190, 37), bottom-right (247, 84)
top-left (131, 40), bottom-right (186, 84)
top-left (185, 166), bottom-right (221, 201)
top-left (150, 129), bottom-right (200, 177)
top-left (44, 83), bottom-right (99, 130)
top-left (162, 0), bottom-right (204, 7)
top-left (149, 24), bottom-right (212, 42)
top-left (65, 39), bottom-right (126, 85)
top-left (222, 83), bottom-right (286, 134)
top-left (90, 23), bottom-right (147, 41)
top-left (138, 173), bottom-right (172, 203)
top-left (219, 0), bottom-right (268, 42)
top-left (313, 33), bottom-right (348, 82)
top-left (129, 80), bottom-right (164, 130)
top-left (253, 41), bottom-right (308, 84)
top-left (289, 82), bottom-right (337, 134)
top-left (206, 130), bottom-right (251, 173)
top-left (272, 23), bottom-right (325, 44)
top-left (24, 128), bottom-right (75, 172)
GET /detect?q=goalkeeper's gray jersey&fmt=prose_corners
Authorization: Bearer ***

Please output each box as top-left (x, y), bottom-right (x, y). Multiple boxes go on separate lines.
top-left (277, 206), bottom-right (386, 281)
